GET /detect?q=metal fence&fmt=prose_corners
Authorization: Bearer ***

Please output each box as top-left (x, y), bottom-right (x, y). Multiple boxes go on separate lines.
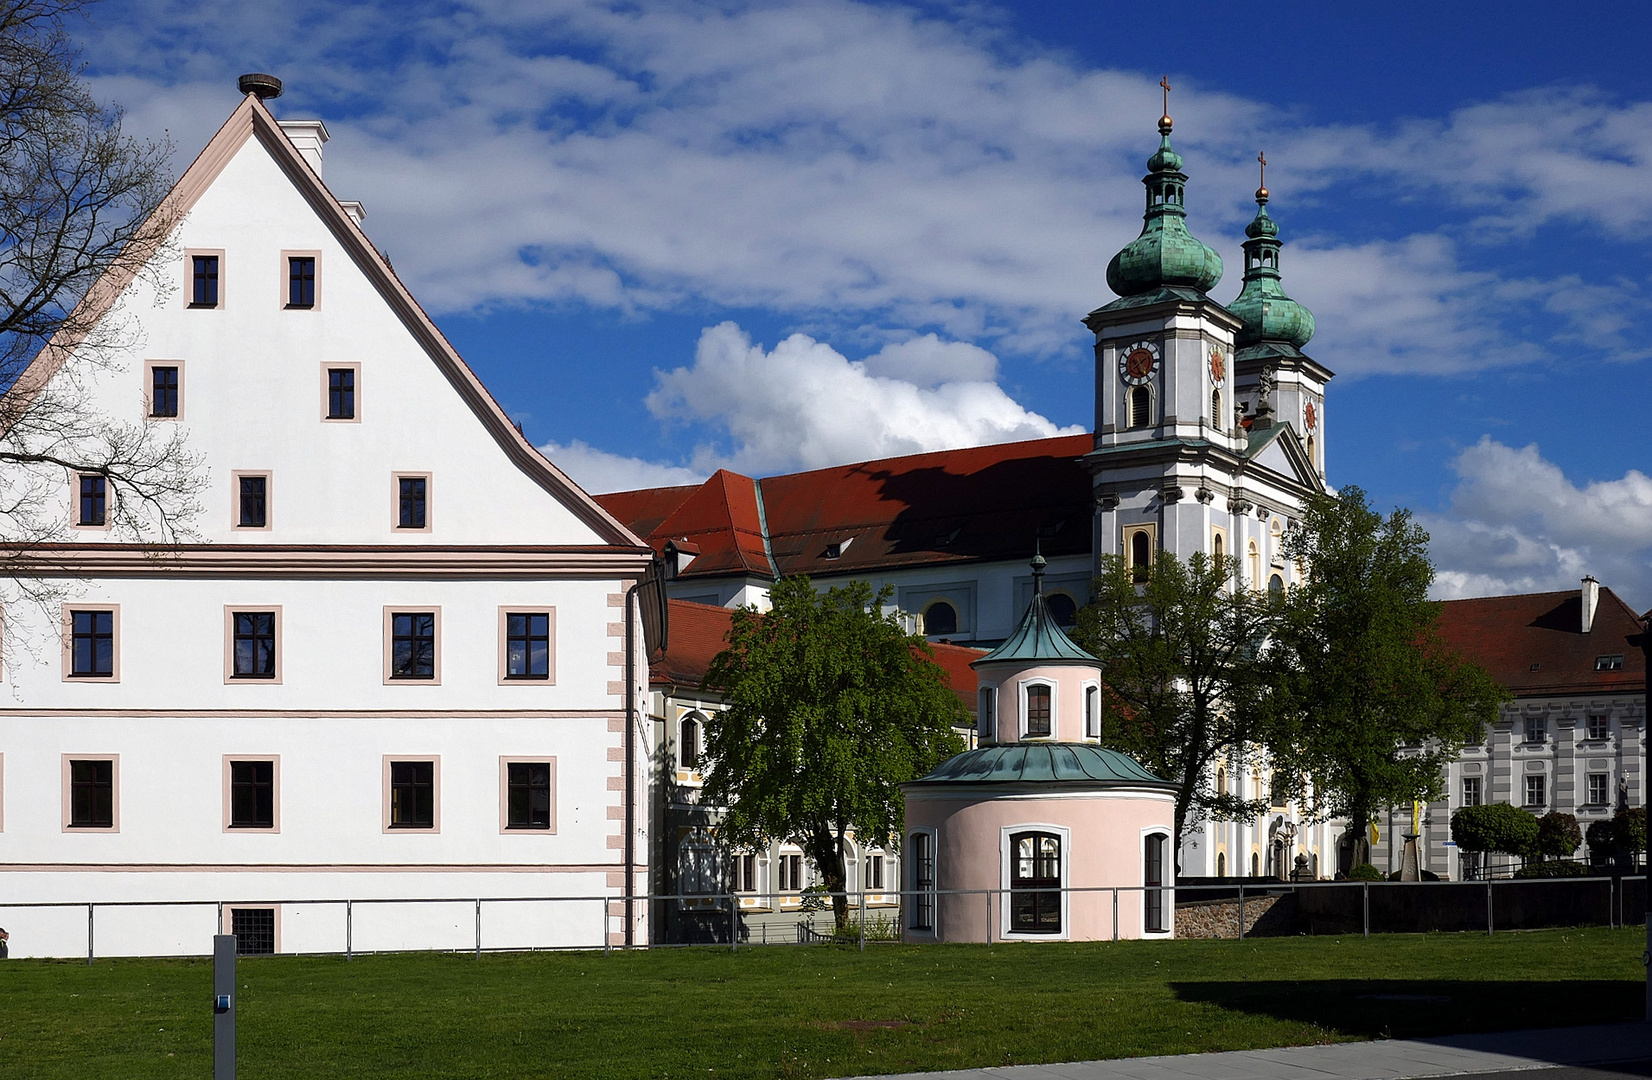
top-left (0, 875), bottom-right (1643, 962)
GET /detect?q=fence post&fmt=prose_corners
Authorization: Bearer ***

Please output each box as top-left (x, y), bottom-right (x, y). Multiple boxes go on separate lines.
top-left (730, 895), bottom-right (737, 952)
top-left (1486, 879), bottom-right (1493, 935)
top-left (87, 904), bottom-right (95, 965)
top-left (1362, 882), bottom-right (1369, 938)
top-left (1237, 882), bottom-right (1245, 941)
top-left (474, 899), bottom-right (481, 959)
top-left (345, 900), bottom-right (353, 961)
top-left (1112, 888), bottom-right (1119, 942)
top-left (604, 899), bottom-right (611, 957)
top-left (986, 890), bottom-right (992, 945)
top-left (859, 887), bottom-right (866, 953)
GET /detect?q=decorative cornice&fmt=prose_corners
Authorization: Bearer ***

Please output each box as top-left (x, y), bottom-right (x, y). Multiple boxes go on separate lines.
top-left (0, 543), bottom-right (655, 579)
top-left (1195, 486), bottom-right (1215, 504)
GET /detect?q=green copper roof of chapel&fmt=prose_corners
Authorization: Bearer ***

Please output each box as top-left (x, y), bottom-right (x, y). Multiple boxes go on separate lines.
top-left (909, 743), bottom-right (1175, 789)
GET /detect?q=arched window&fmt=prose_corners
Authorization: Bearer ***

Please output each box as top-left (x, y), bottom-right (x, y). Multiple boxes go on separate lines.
top-left (1268, 573), bottom-right (1284, 596)
top-left (1024, 684), bottom-right (1052, 738)
top-left (1084, 685), bottom-right (1100, 738)
top-left (1130, 530), bottom-right (1152, 581)
top-left (1306, 434), bottom-right (1315, 467)
top-left (1213, 533), bottom-right (1225, 562)
top-left (1251, 851), bottom-right (1260, 877)
top-left (923, 601), bottom-right (957, 637)
top-left (1130, 386), bottom-right (1151, 428)
top-left (1248, 541), bottom-right (1260, 588)
top-left (1045, 592), bottom-right (1077, 628)
top-left (1216, 766), bottom-right (1226, 794)
top-left (1217, 851), bottom-right (1226, 877)
top-left (1010, 831), bottom-right (1061, 934)
top-left (680, 715), bottom-right (701, 769)
top-left (909, 832), bottom-right (934, 930)
top-left (1211, 388), bottom-right (1222, 429)
top-left (1144, 832), bottom-right (1168, 933)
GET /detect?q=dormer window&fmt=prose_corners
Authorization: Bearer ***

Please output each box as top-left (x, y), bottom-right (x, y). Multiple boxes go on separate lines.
top-left (1024, 683), bottom-right (1052, 739)
top-left (1595, 655), bottom-right (1623, 671)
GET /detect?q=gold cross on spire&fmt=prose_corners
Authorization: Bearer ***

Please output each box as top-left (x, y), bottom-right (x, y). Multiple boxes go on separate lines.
top-left (1158, 76), bottom-right (1173, 133)
top-left (1255, 150), bottom-right (1269, 203)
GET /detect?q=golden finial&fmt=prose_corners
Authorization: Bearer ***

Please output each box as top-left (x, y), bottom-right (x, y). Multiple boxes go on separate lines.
top-left (1255, 150), bottom-right (1269, 203)
top-left (1158, 76), bottom-right (1173, 133)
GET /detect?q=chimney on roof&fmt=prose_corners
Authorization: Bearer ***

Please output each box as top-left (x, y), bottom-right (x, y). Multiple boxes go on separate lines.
top-left (278, 119), bottom-right (330, 178)
top-left (1581, 576), bottom-right (1600, 633)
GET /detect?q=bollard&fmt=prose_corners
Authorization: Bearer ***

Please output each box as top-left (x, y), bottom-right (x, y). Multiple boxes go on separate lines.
top-left (1486, 879), bottom-right (1493, 935)
top-left (1362, 882), bottom-right (1370, 938)
top-left (213, 933), bottom-right (236, 1080)
top-left (1237, 883), bottom-right (1245, 941)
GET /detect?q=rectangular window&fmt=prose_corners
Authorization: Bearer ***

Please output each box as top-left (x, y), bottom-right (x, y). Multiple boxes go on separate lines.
top-left (388, 759), bottom-right (436, 829)
top-left (734, 853), bottom-right (758, 893)
top-left (1025, 684), bottom-right (1052, 738)
top-left (230, 611), bottom-right (277, 679)
top-left (396, 475), bottom-right (428, 530)
top-left (1595, 655), bottom-right (1623, 671)
top-left (327, 367), bottom-right (355, 419)
top-left (909, 832), bottom-right (935, 931)
top-left (505, 761), bottom-right (553, 830)
top-left (68, 758), bottom-right (114, 828)
top-left (229, 907), bottom-right (276, 955)
top-left (1461, 776), bottom-right (1482, 807)
top-left (77, 474), bottom-right (107, 527)
top-left (388, 611), bottom-right (437, 680)
top-left (149, 364), bottom-right (180, 418)
top-left (236, 474), bottom-right (269, 529)
top-left (1587, 774), bottom-right (1609, 806)
top-left (1525, 774), bottom-right (1546, 808)
top-left (1586, 715), bottom-right (1610, 740)
top-left (504, 612), bottom-right (550, 679)
top-left (866, 853), bottom-right (884, 891)
top-left (229, 760), bottom-right (276, 828)
top-left (1523, 717), bottom-right (1545, 745)
top-left (287, 256), bottom-right (315, 308)
top-left (977, 686), bottom-right (996, 741)
top-left (1084, 685), bottom-right (1100, 739)
top-left (190, 254), bottom-right (220, 307)
top-left (778, 853), bottom-right (804, 893)
top-left (69, 609), bottom-right (114, 678)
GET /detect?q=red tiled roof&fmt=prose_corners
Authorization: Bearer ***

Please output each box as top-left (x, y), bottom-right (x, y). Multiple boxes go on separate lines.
top-left (650, 600), bottom-right (983, 719)
top-left (650, 599), bottom-right (734, 689)
top-left (595, 433), bottom-right (1094, 581)
top-left (1434, 587), bottom-right (1646, 697)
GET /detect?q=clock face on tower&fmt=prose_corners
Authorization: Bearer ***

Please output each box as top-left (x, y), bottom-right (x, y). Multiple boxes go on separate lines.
top-left (1209, 346), bottom-right (1225, 383)
top-left (1119, 340), bottom-right (1159, 385)
top-left (1305, 401), bottom-right (1317, 430)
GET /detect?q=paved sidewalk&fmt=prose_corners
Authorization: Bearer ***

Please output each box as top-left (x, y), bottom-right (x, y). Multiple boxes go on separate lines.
top-left (854, 1022), bottom-right (1651, 1080)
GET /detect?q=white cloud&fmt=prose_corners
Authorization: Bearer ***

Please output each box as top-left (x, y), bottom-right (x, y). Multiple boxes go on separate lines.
top-left (860, 333), bottom-right (998, 387)
top-left (1425, 437), bottom-right (1652, 609)
top-left (645, 322), bottom-right (1082, 476)
top-left (538, 439), bottom-right (703, 495)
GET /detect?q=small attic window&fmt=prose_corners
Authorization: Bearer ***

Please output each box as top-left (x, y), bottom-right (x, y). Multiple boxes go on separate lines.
top-left (824, 536), bottom-right (853, 559)
top-left (1529, 662), bottom-right (1540, 671)
top-left (1595, 655), bottom-right (1623, 671)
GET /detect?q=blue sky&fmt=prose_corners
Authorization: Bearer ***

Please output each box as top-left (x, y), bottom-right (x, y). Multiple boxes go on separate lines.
top-left (79, 0), bottom-right (1652, 608)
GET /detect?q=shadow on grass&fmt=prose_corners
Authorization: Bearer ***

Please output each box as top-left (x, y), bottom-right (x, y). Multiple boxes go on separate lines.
top-left (1171, 980), bottom-right (1644, 1041)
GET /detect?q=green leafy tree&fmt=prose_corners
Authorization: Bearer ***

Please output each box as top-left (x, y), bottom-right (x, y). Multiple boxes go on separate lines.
top-left (1275, 487), bottom-right (1507, 865)
top-left (701, 576), bottom-right (966, 931)
top-left (1072, 550), bottom-right (1281, 863)
top-left (1451, 803), bottom-right (1540, 862)
top-left (1585, 818), bottom-right (1615, 861)
top-left (1613, 806), bottom-right (1647, 860)
top-left (1534, 812), bottom-right (1582, 861)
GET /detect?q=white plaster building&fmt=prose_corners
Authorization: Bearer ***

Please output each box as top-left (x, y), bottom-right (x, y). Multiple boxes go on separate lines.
top-left (0, 81), bottom-right (660, 957)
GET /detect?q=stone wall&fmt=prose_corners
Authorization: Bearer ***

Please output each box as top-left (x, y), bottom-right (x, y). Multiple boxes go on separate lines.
top-left (1174, 893), bottom-right (1295, 938)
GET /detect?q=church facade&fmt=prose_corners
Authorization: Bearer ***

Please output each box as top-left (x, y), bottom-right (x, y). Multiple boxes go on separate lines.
top-left (603, 106), bottom-right (1341, 881)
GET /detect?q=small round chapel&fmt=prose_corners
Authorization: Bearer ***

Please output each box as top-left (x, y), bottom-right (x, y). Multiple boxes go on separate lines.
top-left (901, 555), bottom-right (1178, 942)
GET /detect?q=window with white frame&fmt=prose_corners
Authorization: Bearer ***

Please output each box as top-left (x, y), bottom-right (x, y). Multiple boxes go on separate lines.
top-left (1461, 775), bottom-right (1482, 807)
top-left (1084, 685), bottom-right (1100, 738)
top-left (1143, 832), bottom-right (1169, 934)
top-left (977, 685), bottom-right (996, 741)
top-left (1524, 717), bottom-right (1545, 745)
top-left (1586, 715), bottom-right (1610, 741)
top-left (865, 852), bottom-right (885, 891)
top-left (1587, 774), bottom-right (1609, 806)
top-left (732, 852), bottom-right (758, 893)
top-left (1524, 774), bottom-right (1546, 808)
top-left (1023, 683), bottom-right (1052, 739)
top-left (1010, 831), bottom-right (1061, 935)
top-left (777, 852), bottom-right (805, 893)
top-left (909, 831), bottom-right (935, 930)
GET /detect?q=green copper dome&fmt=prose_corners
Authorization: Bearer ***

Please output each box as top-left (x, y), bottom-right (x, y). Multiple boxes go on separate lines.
top-left (1229, 189), bottom-right (1314, 350)
top-left (907, 743), bottom-right (1175, 790)
top-left (1106, 119), bottom-right (1223, 298)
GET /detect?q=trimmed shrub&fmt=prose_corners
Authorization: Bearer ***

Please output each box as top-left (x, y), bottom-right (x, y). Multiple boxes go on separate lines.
top-left (1347, 863), bottom-right (1384, 881)
top-left (1452, 802), bottom-right (1539, 858)
top-left (1585, 818), bottom-right (1615, 859)
top-left (1535, 812), bottom-right (1582, 860)
top-left (1514, 859), bottom-right (1593, 879)
top-left (1614, 807), bottom-right (1647, 853)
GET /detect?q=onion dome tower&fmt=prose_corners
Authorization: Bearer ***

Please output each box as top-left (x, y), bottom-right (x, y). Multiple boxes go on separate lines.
top-left (1105, 104), bottom-right (1224, 300)
top-left (1228, 156), bottom-right (1315, 353)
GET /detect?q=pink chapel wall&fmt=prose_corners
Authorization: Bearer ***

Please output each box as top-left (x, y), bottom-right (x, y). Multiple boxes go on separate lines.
top-left (975, 663), bottom-right (1100, 743)
top-left (906, 789), bottom-right (1175, 943)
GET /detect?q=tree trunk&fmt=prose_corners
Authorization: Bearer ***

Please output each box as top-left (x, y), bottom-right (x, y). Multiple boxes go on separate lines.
top-left (808, 824), bottom-right (851, 934)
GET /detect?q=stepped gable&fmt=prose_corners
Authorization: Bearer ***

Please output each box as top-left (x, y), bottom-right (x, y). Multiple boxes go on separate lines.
top-left (1434, 587), bottom-right (1646, 696)
top-left (599, 433), bottom-right (1094, 580)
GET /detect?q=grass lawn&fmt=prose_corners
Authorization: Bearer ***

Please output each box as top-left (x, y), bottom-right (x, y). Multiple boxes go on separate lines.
top-left (0, 928), bottom-right (1644, 1079)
